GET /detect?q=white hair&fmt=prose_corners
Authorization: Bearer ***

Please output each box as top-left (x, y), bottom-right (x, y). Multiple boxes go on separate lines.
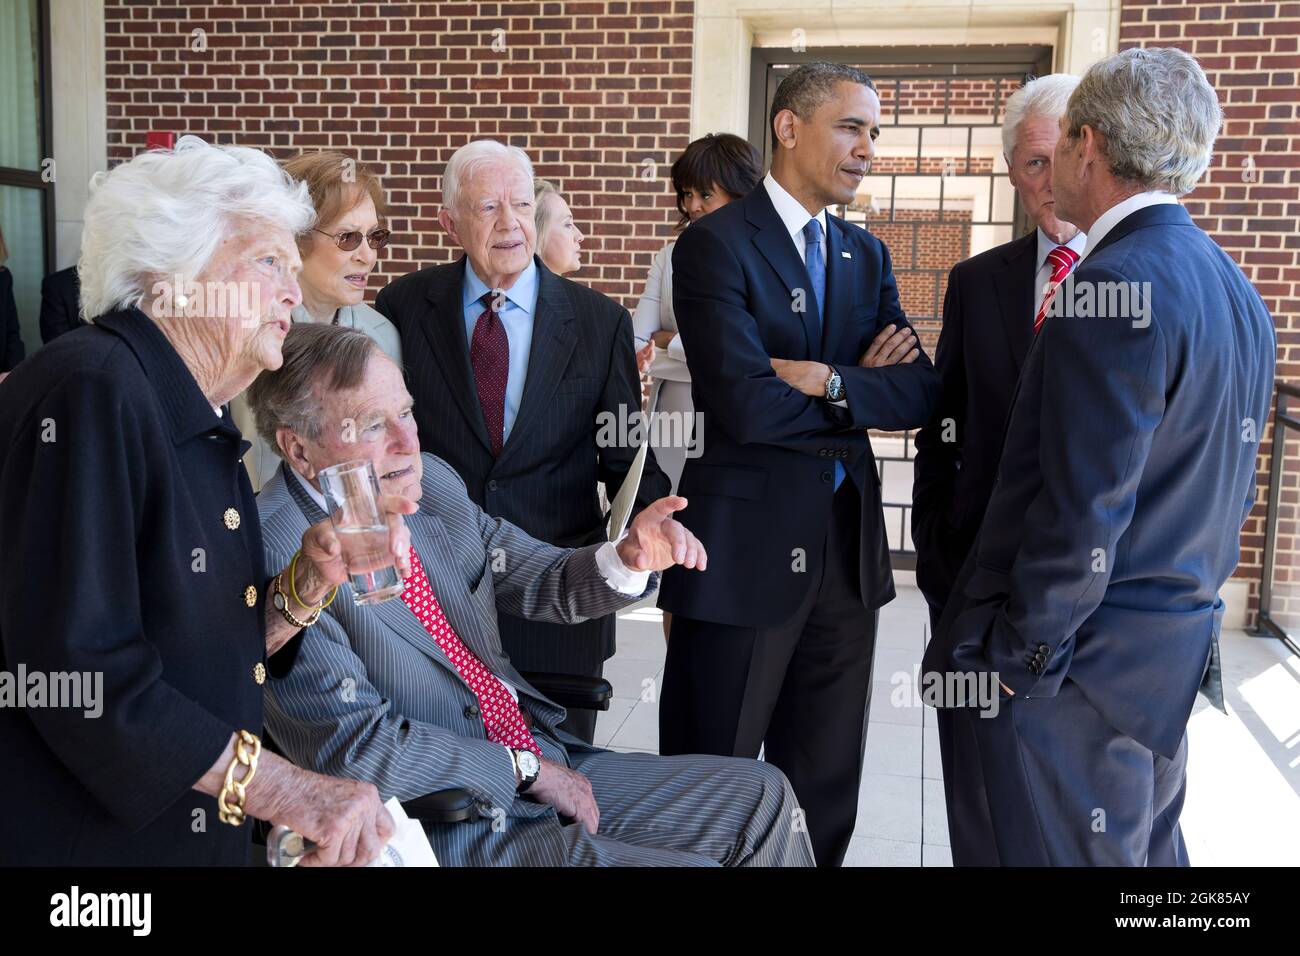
top-left (77, 135), bottom-right (315, 322)
top-left (1002, 73), bottom-right (1080, 162)
top-left (441, 139), bottom-right (535, 213)
top-left (1065, 47), bottom-right (1222, 196)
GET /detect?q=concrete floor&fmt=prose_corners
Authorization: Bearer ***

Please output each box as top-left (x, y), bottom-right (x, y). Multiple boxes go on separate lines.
top-left (599, 576), bottom-right (1300, 866)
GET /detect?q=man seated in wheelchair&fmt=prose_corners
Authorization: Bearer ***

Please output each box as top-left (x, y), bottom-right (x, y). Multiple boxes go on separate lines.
top-left (250, 323), bottom-right (813, 867)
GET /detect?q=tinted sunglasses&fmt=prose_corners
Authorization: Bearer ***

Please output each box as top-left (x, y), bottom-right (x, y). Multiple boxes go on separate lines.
top-left (312, 227), bottom-right (391, 251)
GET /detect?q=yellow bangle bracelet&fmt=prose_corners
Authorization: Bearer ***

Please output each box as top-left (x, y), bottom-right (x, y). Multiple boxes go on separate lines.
top-left (288, 550), bottom-right (338, 612)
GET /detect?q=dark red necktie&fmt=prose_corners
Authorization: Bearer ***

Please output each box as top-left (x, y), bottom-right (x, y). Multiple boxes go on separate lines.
top-left (400, 546), bottom-right (541, 755)
top-left (1034, 244), bottom-right (1080, 334)
top-left (470, 291), bottom-right (509, 455)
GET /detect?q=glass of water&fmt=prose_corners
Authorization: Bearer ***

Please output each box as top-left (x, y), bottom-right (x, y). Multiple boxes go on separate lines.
top-left (317, 459), bottom-right (403, 605)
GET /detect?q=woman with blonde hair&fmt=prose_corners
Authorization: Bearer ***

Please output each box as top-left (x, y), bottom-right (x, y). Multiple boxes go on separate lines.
top-left (234, 150), bottom-right (402, 489)
top-left (534, 178), bottom-right (585, 277)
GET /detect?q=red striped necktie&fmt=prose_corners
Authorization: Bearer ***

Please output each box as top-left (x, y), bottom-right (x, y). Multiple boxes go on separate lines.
top-left (400, 546), bottom-right (541, 755)
top-left (1034, 244), bottom-right (1081, 334)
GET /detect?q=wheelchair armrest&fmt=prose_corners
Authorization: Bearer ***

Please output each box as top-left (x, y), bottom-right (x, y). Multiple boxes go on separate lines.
top-left (520, 672), bottom-right (613, 711)
top-left (401, 788), bottom-right (480, 824)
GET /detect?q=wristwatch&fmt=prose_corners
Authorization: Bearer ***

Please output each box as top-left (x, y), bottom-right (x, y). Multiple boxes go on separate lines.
top-left (824, 365), bottom-right (845, 402)
top-left (272, 573), bottom-right (322, 629)
top-left (511, 748), bottom-right (541, 792)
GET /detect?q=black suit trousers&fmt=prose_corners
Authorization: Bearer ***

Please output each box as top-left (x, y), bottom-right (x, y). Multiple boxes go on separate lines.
top-left (660, 482), bottom-right (877, 867)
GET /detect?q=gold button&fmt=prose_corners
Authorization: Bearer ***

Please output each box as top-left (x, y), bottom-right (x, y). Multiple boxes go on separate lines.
top-left (223, 507), bottom-right (241, 530)
top-left (243, 585), bottom-right (258, 607)
top-left (253, 662), bottom-right (266, 685)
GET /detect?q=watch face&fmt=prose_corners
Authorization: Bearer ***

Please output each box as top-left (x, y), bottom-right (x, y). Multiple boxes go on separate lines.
top-left (272, 590), bottom-right (287, 611)
top-left (518, 750), bottom-right (540, 776)
top-left (828, 371), bottom-right (844, 400)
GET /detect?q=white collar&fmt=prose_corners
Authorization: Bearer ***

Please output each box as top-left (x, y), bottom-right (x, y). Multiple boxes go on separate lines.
top-left (763, 172), bottom-right (829, 246)
top-left (289, 464), bottom-right (329, 512)
top-left (1079, 191), bottom-right (1178, 264)
top-left (1035, 227), bottom-right (1088, 273)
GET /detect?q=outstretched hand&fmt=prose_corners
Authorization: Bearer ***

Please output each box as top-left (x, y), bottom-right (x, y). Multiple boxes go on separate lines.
top-left (616, 496), bottom-right (707, 573)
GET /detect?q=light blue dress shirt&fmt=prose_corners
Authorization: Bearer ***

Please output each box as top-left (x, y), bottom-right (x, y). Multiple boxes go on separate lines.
top-left (462, 258), bottom-right (538, 443)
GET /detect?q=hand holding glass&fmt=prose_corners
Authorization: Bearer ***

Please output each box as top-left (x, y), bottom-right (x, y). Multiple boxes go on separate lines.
top-left (316, 459), bottom-right (409, 604)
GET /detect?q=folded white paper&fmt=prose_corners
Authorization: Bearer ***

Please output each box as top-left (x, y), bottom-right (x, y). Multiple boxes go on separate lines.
top-left (365, 796), bottom-right (439, 867)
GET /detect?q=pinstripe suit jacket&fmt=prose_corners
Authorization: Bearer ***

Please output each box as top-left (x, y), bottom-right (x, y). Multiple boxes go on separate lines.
top-left (256, 455), bottom-right (655, 827)
top-left (375, 256), bottom-right (670, 672)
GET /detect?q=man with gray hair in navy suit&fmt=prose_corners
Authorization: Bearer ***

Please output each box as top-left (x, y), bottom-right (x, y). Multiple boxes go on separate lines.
top-left (922, 47), bottom-right (1275, 866)
top-left (247, 322), bottom-right (815, 866)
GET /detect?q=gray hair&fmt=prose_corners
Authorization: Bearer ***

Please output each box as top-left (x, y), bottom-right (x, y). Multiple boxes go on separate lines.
top-left (77, 135), bottom-right (315, 322)
top-left (770, 62), bottom-right (877, 152)
top-left (246, 322), bottom-right (383, 456)
top-left (1002, 73), bottom-right (1080, 162)
top-left (441, 139), bottom-right (535, 213)
top-left (1065, 47), bottom-right (1222, 196)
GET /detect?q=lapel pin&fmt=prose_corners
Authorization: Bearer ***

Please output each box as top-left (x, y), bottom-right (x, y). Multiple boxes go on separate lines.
top-left (841, 251), bottom-right (852, 259)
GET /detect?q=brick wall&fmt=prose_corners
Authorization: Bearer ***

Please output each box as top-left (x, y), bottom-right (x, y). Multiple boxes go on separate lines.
top-left (103, 0), bottom-right (695, 307)
top-left (867, 208), bottom-right (972, 322)
top-left (877, 75), bottom-right (1014, 120)
top-left (99, 1), bottom-right (1295, 617)
top-left (1120, 1), bottom-right (1300, 622)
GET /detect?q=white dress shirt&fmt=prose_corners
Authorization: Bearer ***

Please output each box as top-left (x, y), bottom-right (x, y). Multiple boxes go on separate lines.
top-left (1034, 227), bottom-right (1088, 307)
top-left (1077, 190), bottom-right (1179, 265)
top-left (761, 172), bottom-right (846, 407)
top-left (763, 172), bottom-right (829, 264)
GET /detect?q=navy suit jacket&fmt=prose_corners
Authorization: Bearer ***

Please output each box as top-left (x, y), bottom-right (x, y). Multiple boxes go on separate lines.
top-left (659, 184), bottom-right (940, 628)
top-left (913, 231), bottom-right (1038, 623)
top-left (924, 203), bottom-right (1275, 759)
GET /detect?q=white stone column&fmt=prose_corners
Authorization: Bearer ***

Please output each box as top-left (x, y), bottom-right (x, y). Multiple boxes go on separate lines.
top-left (50, 0), bottom-right (107, 269)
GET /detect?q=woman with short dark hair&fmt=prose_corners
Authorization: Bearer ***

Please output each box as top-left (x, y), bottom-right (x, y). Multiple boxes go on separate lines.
top-left (632, 134), bottom-right (762, 641)
top-left (633, 133), bottom-right (762, 491)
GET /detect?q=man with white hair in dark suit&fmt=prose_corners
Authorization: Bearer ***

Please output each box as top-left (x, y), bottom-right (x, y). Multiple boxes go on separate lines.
top-left (375, 140), bottom-right (670, 745)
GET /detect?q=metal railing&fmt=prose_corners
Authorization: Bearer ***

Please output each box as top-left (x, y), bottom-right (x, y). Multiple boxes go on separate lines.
top-left (1255, 382), bottom-right (1300, 656)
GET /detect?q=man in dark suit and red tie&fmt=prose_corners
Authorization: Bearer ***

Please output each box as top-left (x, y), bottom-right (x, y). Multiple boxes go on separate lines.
top-left (911, 73), bottom-right (1083, 864)
top-left (376, 140), bottom-right (669, 744)
top-left (658, 62), bottom-right (940, 867)
top-left (922, 48), bottom-right (1275, 865)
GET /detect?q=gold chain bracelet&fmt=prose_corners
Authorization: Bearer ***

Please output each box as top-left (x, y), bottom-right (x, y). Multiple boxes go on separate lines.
top-left (217, 729), bottom-right (262, 826)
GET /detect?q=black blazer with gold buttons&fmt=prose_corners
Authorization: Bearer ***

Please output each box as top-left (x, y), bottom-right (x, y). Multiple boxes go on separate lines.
top-left (0, 308), bottom-right (274, 865)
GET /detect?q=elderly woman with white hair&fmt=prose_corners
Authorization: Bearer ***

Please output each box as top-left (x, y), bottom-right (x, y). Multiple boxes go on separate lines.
top-left (0, 136), bottom-right (408, 866)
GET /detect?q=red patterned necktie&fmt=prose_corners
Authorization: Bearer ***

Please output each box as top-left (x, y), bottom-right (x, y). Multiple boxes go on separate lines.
top-left (470, 291), bottom-right (510, 455)
top-left (400, 546), bottom-right (541, 755)
top-left (1033, 244), bottom-right (1081, 334)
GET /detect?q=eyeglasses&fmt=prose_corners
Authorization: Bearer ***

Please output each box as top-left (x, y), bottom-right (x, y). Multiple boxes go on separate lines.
top-left (312, 227), bottom-right (391, 251)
